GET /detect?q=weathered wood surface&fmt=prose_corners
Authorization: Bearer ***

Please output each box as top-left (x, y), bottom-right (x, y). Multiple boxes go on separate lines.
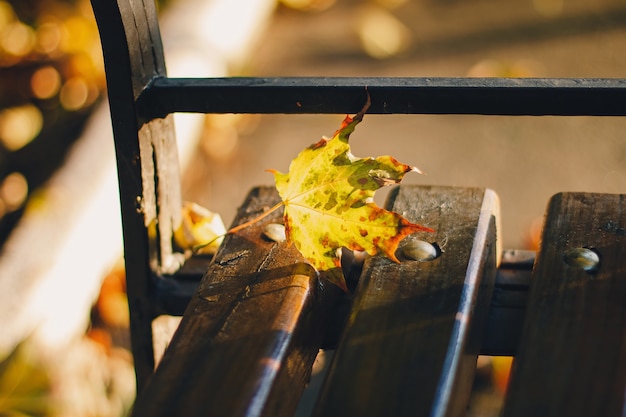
top-left (313, 186), bottom-right (500, 417)
top-left (132, 187), bottom-right (340, 417)
top-left (502, 193), bottom-right (626, 417)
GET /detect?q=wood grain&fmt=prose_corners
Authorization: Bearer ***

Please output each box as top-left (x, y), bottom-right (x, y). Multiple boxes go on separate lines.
top-left (502, 192), bottom-right (626, 417)
top-left (313, 185), bottom-right (500, 417)
top-left (132, 187), bottom-right (340, 417)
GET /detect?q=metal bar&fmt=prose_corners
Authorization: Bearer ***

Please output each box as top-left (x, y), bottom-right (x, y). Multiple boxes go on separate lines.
top-left (138, 77), bottom-right (626, 120)
top-left (91, 0), bottom-right (159, 392)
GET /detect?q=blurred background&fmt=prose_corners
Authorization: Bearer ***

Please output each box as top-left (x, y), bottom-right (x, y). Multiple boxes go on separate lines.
top-left (1, 0), bottom-right (625, 415)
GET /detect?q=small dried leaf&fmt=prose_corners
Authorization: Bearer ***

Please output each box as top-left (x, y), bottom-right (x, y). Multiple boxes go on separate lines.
top-left (174, 202), bottom-right (226, 254)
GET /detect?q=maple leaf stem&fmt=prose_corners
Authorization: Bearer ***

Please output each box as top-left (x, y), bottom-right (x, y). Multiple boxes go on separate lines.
top-left (227, 201), bottom-right (285, 235)
top-left (192, 238), bottom-right (222, 253)
top-left (192, 199), bottom-right (285, 253)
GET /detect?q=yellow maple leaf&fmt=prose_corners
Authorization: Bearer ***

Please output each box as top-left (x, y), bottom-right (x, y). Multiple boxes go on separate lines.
top-left (265, 99), bottom-right (433, 290)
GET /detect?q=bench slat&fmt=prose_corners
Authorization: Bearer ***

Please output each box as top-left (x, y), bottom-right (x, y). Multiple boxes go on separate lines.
top-left (502, 192), bottom-right (626, 417)
top-left (313, 186), bottom-right (500, 417)
top-left (132, 187), bottom-right (338, 417)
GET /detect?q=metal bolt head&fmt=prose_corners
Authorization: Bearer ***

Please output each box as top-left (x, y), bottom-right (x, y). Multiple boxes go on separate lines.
top-left (402, 240), bottom-right (442, 262)
top-left (263, 223), bottom-right (286, 242)
top-left (563, 247), bottom-right (600, 273)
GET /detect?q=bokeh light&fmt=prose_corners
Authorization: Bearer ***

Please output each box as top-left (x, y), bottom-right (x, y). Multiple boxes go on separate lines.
top-left (36, 21), bottom-right (63, 55)
top-left (0, 171), bottom-right (28, 212)
top-left (0, 104), bottom-right (43, 151)
top-left (533, 0), bottom-right (564, 17)
top-left (0, 1), bottom-right (15, 33)
top-left (1, 21), bottom-right (35, 57)
top-left (279, 0), bottom-right (336, 12)
top-left (60, 15), bottom-right (95, 54)
top-left (31, 65), bottom-right (62, 99)
top-left (356, 5), bottom-right (411, 59)
top-left (59, 77), bottom-right (88, 110)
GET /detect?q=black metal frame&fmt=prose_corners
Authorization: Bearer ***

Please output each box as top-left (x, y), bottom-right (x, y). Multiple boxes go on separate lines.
top-left (139, 77), bottom-right (626, 118)
top-left (91, 0), bottom-right (625, 392)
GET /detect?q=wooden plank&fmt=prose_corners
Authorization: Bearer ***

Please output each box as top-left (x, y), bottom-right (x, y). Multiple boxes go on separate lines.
top-left (318, 249), bottom-right (536, 356)
top-left (132, 187), bottom-right (340, 417)
top-left (313, 185), bottom-right (500, 417)
top-left (502, 193), bottom-right (626, 417)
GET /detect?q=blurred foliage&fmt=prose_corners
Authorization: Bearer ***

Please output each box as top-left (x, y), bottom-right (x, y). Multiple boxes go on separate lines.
top-left (0, 2), bottom-right (133, 413)
top-left (0, 0), bottom-right (105, 245)
top-left (0, 0), bottom-right (104, 118)
top-left (0, 340), bottom-right (54, 417)
top-left (0, 0), bottom-right (174, 247)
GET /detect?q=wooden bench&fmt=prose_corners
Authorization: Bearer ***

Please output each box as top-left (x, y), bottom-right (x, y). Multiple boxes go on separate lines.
top-left (90, 0), bottom-right (626, 416)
